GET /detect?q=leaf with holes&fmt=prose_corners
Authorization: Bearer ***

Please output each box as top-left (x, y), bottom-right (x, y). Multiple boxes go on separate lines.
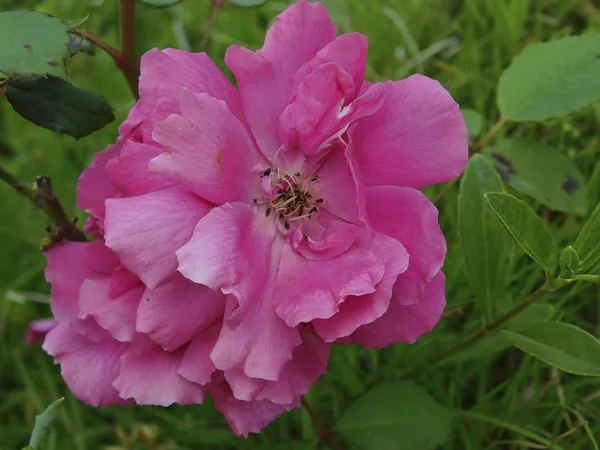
top-left (459, 155), bottom-right (513, 313)
top-left (6, 77), bottom-right (114, 138)
top-left (498, 34), bottom-right (600, 121)
top-left (502, 323), bottom-right (600, 376)
top-left (28, 398), bottom-right (64, 449)
top-left (484, 139), bottom-right (588, 216)
top-left (485, 192), bottom-right (558, 274)
top-left (0, 11), bottom-right (70, 78)
top-left (335, 382), bottom-right (453, 450)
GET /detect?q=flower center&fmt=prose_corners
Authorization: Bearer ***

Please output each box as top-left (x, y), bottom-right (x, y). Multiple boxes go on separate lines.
top-left (253, 168), bottom-right (323, 230)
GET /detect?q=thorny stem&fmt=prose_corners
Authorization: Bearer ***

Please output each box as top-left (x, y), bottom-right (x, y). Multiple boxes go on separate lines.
top-left (400, 277), bottom-right (554, 379)
top-left (119, 0), bottom-right (141, 99)
top-left (0, 165), bottom-right (86, 249)
top-left (199, 0), bottom-right (224, 52)
top-left (301, 397), bottom-right (343, 450)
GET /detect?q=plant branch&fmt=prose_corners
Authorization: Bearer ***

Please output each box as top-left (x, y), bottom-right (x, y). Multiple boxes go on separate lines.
top-left (70, 28), bottom-right (128, 72)
top-left (119, 0), bottom-right (140, 99)
top-left (301, 397), bottom-right (343, 450)
top-left (0, 165), bottom-right (86, 249)
top-left (199, 0), bottom-right (224, 52)
top-left (474, 116), bottom-right (507, 152)
top-left (400, 277), bottom-right (554, 379)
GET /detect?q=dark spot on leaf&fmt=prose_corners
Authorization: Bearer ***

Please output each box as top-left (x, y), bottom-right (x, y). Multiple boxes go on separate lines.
top-left (561, 175), bottom-right (579, 194)
top-left (23, 44), bottom-right (32, 50)
top-left (597, 53), bottom-right (600, 59)
top-left (491, 152), bottom-right (517, 182)
top-left (47, 61), bottom-right (60, 67)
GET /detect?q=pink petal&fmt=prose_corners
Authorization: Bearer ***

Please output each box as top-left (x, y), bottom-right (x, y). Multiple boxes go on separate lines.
top-left (43, 323), bottom-right (129, 406)
top-left (178, 324), bottom-right (220, 385)
top-left (45, 241), bottom-right (118, 320)
top-left (210, 381), bottom-right (300, 437)
top-left (109, 265), bottom-right (140, 299)
top-left (367, 186), bottom-right (446, 306)
top-left (105, 140), bottom-right (176, 197)
top-left (292, 33), bottom-right (368, 95)
top-left (312, 230), bottom-right (409, 341)
top-left (225, 0), bottom-right (337, 159)
top-left (137, 274), bottom-right (225, 351)
top-left (308, 134), bottom-right (368, 226)
top-left (291, 215), bottom-right (357, 261)
top-left (138, 48), bottom-right (242, 126)
top-left (353, 75), bottom-right (468, 189)
top-left (150, 91), bottom-right (266, 205)
top-left (177, 203), bottom-right (275, 317)
top-left (114, 347), bottom-right (205, 406)
top-left (104, 188), bottom-right (211, 289)
top-left (279, 63), bottom-right (386, 155)
top-left (79, 278), bottom-right (144, 342)
top-left (348, 271), bottom-right (447, 348)
top-left (77, 141), bottom-right (122, 223)
top-left (25, 318), bottom-right (58, 344)
top-left (117, 102), bottom-right (155, 145)
top-left (274, 237), bottom-right (385, 327)
top-left (231, 331), bottom-right (331, 405)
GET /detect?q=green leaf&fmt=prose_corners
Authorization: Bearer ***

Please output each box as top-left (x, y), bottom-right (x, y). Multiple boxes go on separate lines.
top-left (136, 0), bottom-right (183, 7)
top-left (461, 108), bottom-right (482, 136)
top-left (335, 381), bottom-right (453, 450)
top-left (442, 304), bottom-right (554, 365)
top-left (498, 34), bottom-right (600, 121)
top-left (28, 398), bottom-right (64, 449)
top-left (229, 0), bottom-right (268, 6)
top-left (66, 15), bottom-right (90, 28)
top-left (573, 202), bottom-right (600, 272)
top-left (484, 139), bottom-right (588, 216)
top-left (6, 77), bottom-right (114, 138)
top-left (458, 155), bottom-right (513, 313)
top-left (502, 323), bottom-right (600, 376)
top-left (559, 246), bottom-right (580, 279)
top-left (485, 192), bottom-right (558, 274)
top-left (0, 11), bottom-right (70, 78)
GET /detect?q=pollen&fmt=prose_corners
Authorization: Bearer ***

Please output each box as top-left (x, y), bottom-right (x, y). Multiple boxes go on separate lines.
top-left (256, 168), bottom-right (323, 228)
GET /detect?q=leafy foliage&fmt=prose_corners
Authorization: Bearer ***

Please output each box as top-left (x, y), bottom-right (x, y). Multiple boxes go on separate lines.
top-left (335, 382), bottom-right (453, 450)
top-left (0, 11), bottom-right (70, 78)
top-left (573, 201), bottom-right (600, 272)
top-left (503, 323), bottom-right (600, 375)
top-left (484, 139), bottom-right (588, 216)
top-left (27, 398), bottom-right (64, 450)
top-left (498, 34), bottom-right (600, 121)
top-left (485, 192), bottom-right (558, 275)
top-left (6, 77), bottom-right (115, 138)
top-left (458, 155), bottom-right (512, 314)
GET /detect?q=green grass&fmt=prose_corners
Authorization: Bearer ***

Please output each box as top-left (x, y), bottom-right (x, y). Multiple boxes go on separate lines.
top-left (1, 0), bottom-right (600, 448)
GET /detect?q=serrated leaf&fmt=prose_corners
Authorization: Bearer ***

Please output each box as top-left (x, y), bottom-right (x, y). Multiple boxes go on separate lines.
top-left (442, 303), bottom-right (554, 365)
top-left (136, 0), bottom-right (183, 7)
top-left (502, 323), bottom-right (600, 375)
top-left (67, 33), bottom-right (96, 57)
top-left (6, 77), bottom-right (114, 138)
top-left (461, 108), bottom-right (482, 136)
top-left (0, 11), bottom-right (70, 78)
top-left (459, 155), bottom-right (513, 314)
top-left (230, 0), bottom-right (268, 6)
top-left (573, 202), bottom-right (600, 272)
top-left (485, 192), bottom-right (558, 274)
top-left (28, 398), bottom-right (64, 449)
top-left (335, 382), bottom-right (453, 450)
top-left (484, 139), bottom-right (588, 216)
top-left (498, 34), bottom-right (600, 121)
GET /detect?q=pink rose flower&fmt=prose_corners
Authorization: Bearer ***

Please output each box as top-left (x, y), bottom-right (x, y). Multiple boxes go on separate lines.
top-left (40, 0), bottom-right (467, 436)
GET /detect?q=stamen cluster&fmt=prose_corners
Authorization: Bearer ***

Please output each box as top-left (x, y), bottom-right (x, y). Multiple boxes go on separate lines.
top-left (254, 168), bottom-right (323, 230)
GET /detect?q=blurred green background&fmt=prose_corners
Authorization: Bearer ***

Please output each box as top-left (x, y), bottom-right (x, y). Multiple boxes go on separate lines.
top-left (1, 0), bottom-right (600, 448)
